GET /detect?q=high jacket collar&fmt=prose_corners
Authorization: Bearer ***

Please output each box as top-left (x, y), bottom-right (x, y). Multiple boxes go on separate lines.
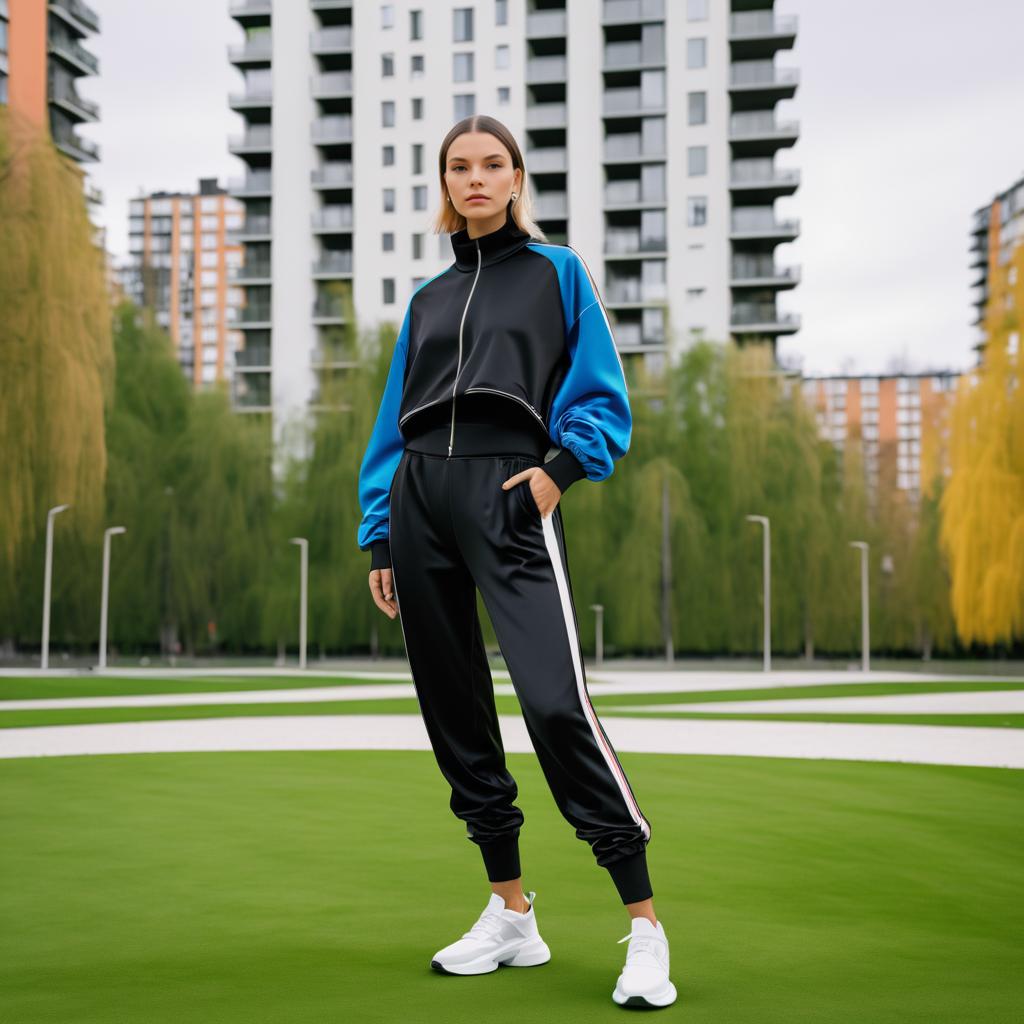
top-left (451, 204), bottom-right (531, 272)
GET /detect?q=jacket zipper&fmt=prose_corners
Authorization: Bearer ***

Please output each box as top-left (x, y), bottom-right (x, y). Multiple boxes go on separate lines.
top-left (448, 239), bottom-right (483, 457)
top-left (463, 387), bottom-right (546, 430)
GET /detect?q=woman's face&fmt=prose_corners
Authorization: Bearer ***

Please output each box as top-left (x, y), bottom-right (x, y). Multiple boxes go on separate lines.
top-left (443, 132), bottom-right (522, 227)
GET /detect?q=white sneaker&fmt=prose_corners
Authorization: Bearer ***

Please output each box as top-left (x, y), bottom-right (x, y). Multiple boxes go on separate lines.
top-left (430, 890), bottom-right (552, 976)
top-left (612, 917), bottom-right (678, 1008)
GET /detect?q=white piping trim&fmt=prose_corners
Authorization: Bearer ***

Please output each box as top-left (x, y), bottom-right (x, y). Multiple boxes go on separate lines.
top-left (538, 511), bottom-right (651, 841)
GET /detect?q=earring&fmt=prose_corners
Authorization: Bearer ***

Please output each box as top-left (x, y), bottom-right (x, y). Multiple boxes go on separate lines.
top-left (510, 192), bottom-right (517, 201)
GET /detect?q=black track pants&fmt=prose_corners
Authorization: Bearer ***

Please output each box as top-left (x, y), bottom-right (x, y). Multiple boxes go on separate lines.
top-left (388, 436), bottom-right (653, 905)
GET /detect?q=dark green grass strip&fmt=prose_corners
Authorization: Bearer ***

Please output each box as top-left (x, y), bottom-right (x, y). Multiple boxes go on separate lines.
top-left (0, 751), bottom-right (1021, 1022)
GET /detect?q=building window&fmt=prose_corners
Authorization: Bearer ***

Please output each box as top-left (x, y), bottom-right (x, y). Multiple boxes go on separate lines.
top-left (382, 232), bottom-right (394, 251)
top-left (686, 38), bottom-right (706, 69)
top-left (454, 93), bottom-right (475, 118)
top-left (382, 145), bottom-right (395, 165)
top-left (412, 97), bottom-right (424, 119)
top-left (687, 0), bottom-right (708, 20)
top-left (382, 53), bottom-right (394, 76)
top-left (412, 143), bottom-right (423, 174)
top-left (383, 278), bottom-right (395, 304)
top-left (688, 91), bottom-right (706, 125)
top-left (411, 54), bottom-right (424, 77)
top-left (496, 44), bottom-right (509, 69)
top-left (410, 9), bottom-right (422, 40)
top-left (686, 287), bottom-right (705, 300)
top-left (412, 185), bottom-right (427, 210)
top-left (495, 0), bottom-right (508, 26)
top-left (454, 8), bottom-right (474, 42)
top-left (383, 189), bottom-right (395, 212)
top-left (687, 145), bottom-right (707, 175)
top-left (381, 4), bottom-right (394, 29)
top-left (454, 52), bottom-right (474, 82)
top-left (497, 86), bottom-right (510, 105)
top-left (687, 196), bottom-right (707, 226)
top-left (382, 100), bottom-right (395, 127)
top-left (412, 233), bottom-right (424, 259)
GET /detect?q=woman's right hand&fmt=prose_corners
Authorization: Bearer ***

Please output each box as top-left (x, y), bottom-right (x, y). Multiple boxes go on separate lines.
top-left (369, 568), bottom-right (398, 619)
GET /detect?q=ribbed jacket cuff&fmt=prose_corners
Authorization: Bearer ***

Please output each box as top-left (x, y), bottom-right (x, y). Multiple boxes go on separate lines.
top-left (543, 446), bottom-right (587, 495)
top-left (369, 540), bottom-right (392, 571)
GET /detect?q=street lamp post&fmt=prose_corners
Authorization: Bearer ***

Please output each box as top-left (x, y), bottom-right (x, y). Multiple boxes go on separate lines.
top-left (746, 514), bottom-right (771, 672)
top-left (289, 537), bottom-right (308, 669)
top-left (98, 526), bottom-right (127, 670)
top-left (590, 603), bottom-right (604, 666)
top-left (41, 504), bottom-right (70, 670)
top-left (849, 541), bottom-right (870, 672)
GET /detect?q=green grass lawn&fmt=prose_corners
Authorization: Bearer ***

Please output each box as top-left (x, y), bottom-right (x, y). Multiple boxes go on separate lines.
top-left (1, 750), bottom-right (1021, 1023)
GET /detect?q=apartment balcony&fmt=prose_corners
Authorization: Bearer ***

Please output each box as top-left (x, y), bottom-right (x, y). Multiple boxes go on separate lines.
top-left (228, 171), bottom-right (272, 198)
top-left (525, 9), bottom-right (566, 37)
top-left (229, 85), bottom-right (272, 110)
top-left (730, 263), bottom-right (801, 289)
top-left (53, 129), bottom-right (99, 163)
top-left (603, 40), bottom-right (665, 71)
top-left (233, 342), bottom-right (271, 370)
top-left (603, 87), bottom-right (665, 117)
top-left (602, 0), bottom-right (666, 26)
top-left (229, 0), bottom-right (271, 24)
top-left (311, 344), bottom-right (358, 369)
top-left (311, 0), bottom-right (354, 9)
top-left (311, 71), bottom-right (353, 98)
top-left (728, 112), bottom-right (800, 156)
top-left (312, 205), bottom-right (354, 233)
top-left (525, 55), bottom-right (566, 84)
top-left (604, 133), bottom-right (666, 163)
top-left (311, 162), bottom-right (354, 189)
top-left (228, 125), bottom-right (272, 154)
top-left (604, 179), bottom-right (665, 208)
top-left (313, 250), bottom-right (354, 277)
top-left (604, 230), bottom-right (667, 256)
top-left (533, 192), bottom-right (568, 219)
top-left (312, 298), bottom-right (346, 324)
top-left (729, 164), bottom-right (800, 203)
top-left (49, 81), bottom-right (99, 122)
top-left (230, 260), bottom-right (272, 284)
top-left (730, 211), bottom-right (800, 243)
top-left (605, 279), bottom-right (668, 304)
top-left (728, 62), bottom-right (799, 110)
top-left (229, 215), bottom-right (272, 241)
top-left (228, 36), bottom-right (272, 66)
top-left (730, 303), bottom-right (801, 335)
top-left (310, 27), bottom-right (353, 54)
top-left (312, 115), bottom-right (353, 144)
top-left (524, 146), bottom-right (567, 173)
top-left (49, 0), bottom-right (100, 36)
top-left (233, 373), bottom-right (272, 411)
top-left (611, 323), bottom-right (667, 349)
top-left (49, 33), bottom-right (98, 75)
top-left (238, 305), bottom-right (272, 328)
top-left (728, 11), bottom-right (798, 60)
top-left (525, 102), bottom-right (567, 129)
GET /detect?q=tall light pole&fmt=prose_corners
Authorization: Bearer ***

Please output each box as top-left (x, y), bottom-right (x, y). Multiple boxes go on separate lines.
top-left (849, 541), bottom-right (870, 672)
top-left (590, 603), bottom-right (604, 666)
top-left (41, 504), bottom-right (70, 670)
top-left (289, 537), bottom-right (308, 669)
top-left (746, 514), bottom-right (771, 672)
top-left (98, 526), bottom-right (127, 670)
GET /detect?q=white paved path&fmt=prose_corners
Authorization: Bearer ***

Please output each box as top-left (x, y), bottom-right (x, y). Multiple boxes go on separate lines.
top-left (1, 714), bottom-right (1022, 769)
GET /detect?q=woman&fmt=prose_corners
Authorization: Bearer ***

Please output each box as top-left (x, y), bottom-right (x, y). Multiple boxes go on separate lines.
top-left (356, 115), bottom-right (677, 1010)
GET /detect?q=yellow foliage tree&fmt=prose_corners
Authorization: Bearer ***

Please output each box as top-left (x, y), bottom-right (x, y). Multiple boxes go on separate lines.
top-left (940, 303), bottom-right (1024, 644)
top-left (0, 105), bottom-right (114, 563)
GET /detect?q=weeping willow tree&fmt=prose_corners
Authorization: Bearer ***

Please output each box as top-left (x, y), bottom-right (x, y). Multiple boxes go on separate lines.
top-left (940, 304), bottom-right (1024, 645)
top-left (0, 106), bottom-right (114, 617)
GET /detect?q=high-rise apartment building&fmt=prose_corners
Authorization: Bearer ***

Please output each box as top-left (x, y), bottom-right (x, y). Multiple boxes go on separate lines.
top-left (227, 0), bottom-right (800, 443)
top-left (123, 179), bottom-right (247, 389)
top-left (801, 373), bottom-right (961, 506)
top-left (970, 171), bottom-right (1023, 366)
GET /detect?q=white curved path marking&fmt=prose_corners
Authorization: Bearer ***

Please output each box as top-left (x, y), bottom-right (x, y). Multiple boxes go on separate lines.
top-left (1, 715), bottom-right (1021, 769)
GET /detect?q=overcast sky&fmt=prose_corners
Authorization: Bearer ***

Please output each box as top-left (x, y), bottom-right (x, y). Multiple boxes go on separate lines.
top-left (79, 0), bottom-right (1024, 377)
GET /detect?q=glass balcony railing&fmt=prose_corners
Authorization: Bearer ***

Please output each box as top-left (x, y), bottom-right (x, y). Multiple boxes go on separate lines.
top-left (312, 206), bottom-right (353, 231)
top-left (729, 12), bottom-right (798, 37)
top-left (311, 163), bottom-right (353, 187)
top-left (311, 27), bottom-right (353, 51)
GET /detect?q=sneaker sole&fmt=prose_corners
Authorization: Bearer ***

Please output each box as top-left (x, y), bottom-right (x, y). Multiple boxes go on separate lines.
top-left (612, 978), bottom-right (678, 1008)
top-left (431, 937), bottom-right (552, 975)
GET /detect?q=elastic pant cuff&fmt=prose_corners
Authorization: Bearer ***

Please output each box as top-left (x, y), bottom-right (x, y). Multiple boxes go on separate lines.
top-left (606, 848), bottom-right (653, 905)
top-left (476, 834), bottom-right (522, 883)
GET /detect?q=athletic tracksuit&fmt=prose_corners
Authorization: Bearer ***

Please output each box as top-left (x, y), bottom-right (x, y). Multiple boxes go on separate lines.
top-left (356, 205), bottom-right (653, 905)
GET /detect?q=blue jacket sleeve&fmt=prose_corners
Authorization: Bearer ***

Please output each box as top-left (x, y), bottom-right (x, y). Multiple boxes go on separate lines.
top-left (356, 301), bottom-right (412, 570)
top-left (543, 249), bottom-right (632, 493)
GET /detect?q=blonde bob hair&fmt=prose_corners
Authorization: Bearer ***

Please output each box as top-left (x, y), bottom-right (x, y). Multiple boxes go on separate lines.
top-left (431, 115), bottom-right (548, 242)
